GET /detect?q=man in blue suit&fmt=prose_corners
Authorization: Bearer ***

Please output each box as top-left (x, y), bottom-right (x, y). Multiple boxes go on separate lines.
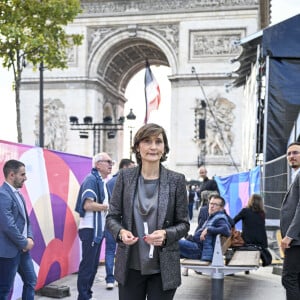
top-left (0, 159), bottom-right (37, 300)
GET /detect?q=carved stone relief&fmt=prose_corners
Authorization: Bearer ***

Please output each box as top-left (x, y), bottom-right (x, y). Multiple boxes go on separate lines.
top-left (195, 96), bottom-right (236, 156)
top-left (149, 24), bottom-right (179, 55)
top-left (66, 45), bottom-right (78, 66)
top-left (88, 24), bottom-right (179, 56)
top-left (190, 30), bottom-right (243, 59)
top-left (88, 24), bottom-right (179, 64)
top-left (66, 37), bottom-right (78, 66)
top-left (88, 27), bottom-right (114, 53)
top-left (81, 0), bottom-right (258, 15)
top-left (35, 98), bottom-right (68, 151)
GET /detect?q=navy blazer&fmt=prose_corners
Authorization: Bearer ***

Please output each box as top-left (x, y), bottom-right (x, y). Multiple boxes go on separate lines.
top-left (0, 182), bottom-right (33, 258)
top-left (280, 172), bottom-right (300, 246)
top-left (106, 164), bottom-right (190, 291)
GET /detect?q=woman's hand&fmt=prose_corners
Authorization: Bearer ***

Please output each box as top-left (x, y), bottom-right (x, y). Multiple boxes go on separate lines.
top-left (143, 229), bottom-right (167, 247)
top-left (119, 229), bottom-right (139, 245)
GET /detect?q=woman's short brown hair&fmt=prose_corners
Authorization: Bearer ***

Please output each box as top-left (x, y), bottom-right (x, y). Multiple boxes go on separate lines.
top-left (132, 123), bottom-right (170, 165)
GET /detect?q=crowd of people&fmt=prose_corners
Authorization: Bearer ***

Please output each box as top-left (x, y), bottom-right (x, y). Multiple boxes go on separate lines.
top-left (1, 124), bottom-right (299, 300)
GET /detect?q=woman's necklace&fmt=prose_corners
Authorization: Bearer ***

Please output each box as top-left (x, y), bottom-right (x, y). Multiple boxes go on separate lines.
top-left (137, 176), bottom-right (159, 216)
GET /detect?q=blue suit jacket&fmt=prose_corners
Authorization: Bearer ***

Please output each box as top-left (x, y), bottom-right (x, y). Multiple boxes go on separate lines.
top-left (0, 182), bottom-right (33, 258)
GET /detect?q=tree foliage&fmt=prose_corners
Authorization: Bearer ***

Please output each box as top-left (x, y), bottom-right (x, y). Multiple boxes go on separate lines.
top-left (0, 0), bottom-right (83, 142)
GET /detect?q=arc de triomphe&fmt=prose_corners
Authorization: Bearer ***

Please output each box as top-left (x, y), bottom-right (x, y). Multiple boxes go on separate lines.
top-left (20, 0), bottom-right (264, 179)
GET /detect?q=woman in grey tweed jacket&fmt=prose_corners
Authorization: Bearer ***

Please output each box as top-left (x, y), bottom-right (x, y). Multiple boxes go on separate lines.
top-left (106, 123), bottom-right (189, 300)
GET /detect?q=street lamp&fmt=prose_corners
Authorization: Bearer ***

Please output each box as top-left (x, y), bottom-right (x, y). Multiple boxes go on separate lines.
top-left (194, 99), bottom-right (207, 167)
top-left (69, 115), bottom-right (125, 154)
top-left (39, 61), bottom-right (44, 147)
top-left (126, 108), bottom-right (136, 160)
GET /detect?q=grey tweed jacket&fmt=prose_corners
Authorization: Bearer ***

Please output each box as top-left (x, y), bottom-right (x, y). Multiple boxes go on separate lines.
top-left (280, 171), bottom-right (300, 246)
top-left (106, 164), bottom-right (189, 290)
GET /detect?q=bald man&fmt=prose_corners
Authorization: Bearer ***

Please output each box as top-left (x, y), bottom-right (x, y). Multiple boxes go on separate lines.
top-left (197, 166), bottom-right (219, 207)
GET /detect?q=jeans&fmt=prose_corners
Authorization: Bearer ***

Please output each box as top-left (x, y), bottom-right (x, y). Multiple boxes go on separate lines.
top-left (188, 202), bottom-right (194, 220)
top-left (0, 251), bottom-right (37, 300)
top-left (178, 239), bottom-right (202, 259)
top-left (77, 228), bottom-right (103, 300)
top-left (104, 230), bottom-right (116, 284)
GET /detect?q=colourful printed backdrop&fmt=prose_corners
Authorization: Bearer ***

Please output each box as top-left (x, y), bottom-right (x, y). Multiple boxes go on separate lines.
top-left (215, 166), bottom-right (261, 229)
top-left (0, 141), bottom-right (91, 299)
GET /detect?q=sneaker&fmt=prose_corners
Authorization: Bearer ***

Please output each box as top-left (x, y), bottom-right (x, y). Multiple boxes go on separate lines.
top-left (106, 282), bottom-right (114, 290)
top-left (182, 267), bottom-right (189, 276)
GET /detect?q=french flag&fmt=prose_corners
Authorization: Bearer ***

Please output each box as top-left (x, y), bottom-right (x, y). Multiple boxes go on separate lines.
top-left (144, 61), bottom-right (161, 123)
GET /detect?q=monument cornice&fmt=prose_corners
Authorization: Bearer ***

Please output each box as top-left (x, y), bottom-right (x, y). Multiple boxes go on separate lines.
top-left (168, 73), bottom-right (236, 88)
top-left (169, 72), bottom-right (235, 81)
top-left (20, 77), bottom-right (126, 101)
top-left (80, 0), bottom-right (259, 16)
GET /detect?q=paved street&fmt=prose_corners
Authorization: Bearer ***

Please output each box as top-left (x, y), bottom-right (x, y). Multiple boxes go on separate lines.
top-left (34, 212), bottom-right (285, 300)
top-left (35, 264), bottom-right (285, 300)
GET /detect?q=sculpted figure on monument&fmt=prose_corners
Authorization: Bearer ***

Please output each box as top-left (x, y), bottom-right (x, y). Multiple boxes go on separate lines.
top-left (89, 27), bottom-right (113, 52)
top-left (35, 98), bottom-right (68, 151)
top-left (205, 97), bottom-right (236, 156)
top-left (150, 24), bottom-right (179, 54)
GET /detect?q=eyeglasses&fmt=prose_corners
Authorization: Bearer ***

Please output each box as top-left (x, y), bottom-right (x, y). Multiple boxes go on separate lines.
top-left (209, 202), bottom-right (222, 207)
top-left (287, 151), bottom-right (300, 156)
top-left (97, 160), bottom-right (115, 165)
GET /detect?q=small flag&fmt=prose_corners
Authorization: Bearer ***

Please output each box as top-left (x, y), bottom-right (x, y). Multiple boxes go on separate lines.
top-left (144, 61), bottom-right (161, 123)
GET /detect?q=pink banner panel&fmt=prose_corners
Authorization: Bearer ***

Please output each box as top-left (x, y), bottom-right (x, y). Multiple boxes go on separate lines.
top-left (0, 141), bottom-right (91, 298)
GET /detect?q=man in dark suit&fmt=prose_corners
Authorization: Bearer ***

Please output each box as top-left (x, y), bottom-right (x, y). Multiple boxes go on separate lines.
top-left (0, 159), bottom-right (36, 299)
top-left (280, 142), bottom-right (300, 300)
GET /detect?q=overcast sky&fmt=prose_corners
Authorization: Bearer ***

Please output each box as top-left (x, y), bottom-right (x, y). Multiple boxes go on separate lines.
top-left (1, 1), bottom-right (300, 144)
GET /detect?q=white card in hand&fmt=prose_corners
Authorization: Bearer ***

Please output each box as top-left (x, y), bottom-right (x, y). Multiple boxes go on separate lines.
top-left (143, 222), bottom-right (154, 258)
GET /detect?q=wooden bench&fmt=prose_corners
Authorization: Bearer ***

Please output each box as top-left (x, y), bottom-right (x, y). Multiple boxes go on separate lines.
top-left (181, 234), bottom-right (261, 300)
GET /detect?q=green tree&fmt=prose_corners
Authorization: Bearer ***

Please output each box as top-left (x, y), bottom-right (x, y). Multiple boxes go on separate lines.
top-left (0, 0), bottom-right (83, 142)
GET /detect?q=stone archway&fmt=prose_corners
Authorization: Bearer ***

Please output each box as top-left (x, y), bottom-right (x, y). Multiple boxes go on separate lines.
top-left (87, 25), bottom-right (178, 93)
top-left (20, 0), bottom-right (265, 177)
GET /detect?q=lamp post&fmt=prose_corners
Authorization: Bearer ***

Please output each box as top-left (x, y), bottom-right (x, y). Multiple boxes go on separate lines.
top-left (194, 99), bottom-right (207, 167)
top-left (69, 115), bottom-right (125, 154)
top-left (39, 61), bottom-right (44, 147)
top-left (126, 108), bottom-right (136, 160)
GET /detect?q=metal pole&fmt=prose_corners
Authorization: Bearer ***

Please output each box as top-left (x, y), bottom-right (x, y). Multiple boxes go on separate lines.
top-left (93, 128), bottom-right (96, 155)
top-left (39, 61), bottom-right (44, 148)
top-left (129, 129), bottom-right (133, 160)
top-left (211, 275), bottom-right (224, 300)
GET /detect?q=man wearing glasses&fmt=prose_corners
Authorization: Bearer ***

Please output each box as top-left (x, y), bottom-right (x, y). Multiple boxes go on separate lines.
top-left (75, 152), bottom-right (114, 300)
top-left (280, 142), bottom-right (300, 300)
top-left (179, 195), bottom-right (232, 262)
